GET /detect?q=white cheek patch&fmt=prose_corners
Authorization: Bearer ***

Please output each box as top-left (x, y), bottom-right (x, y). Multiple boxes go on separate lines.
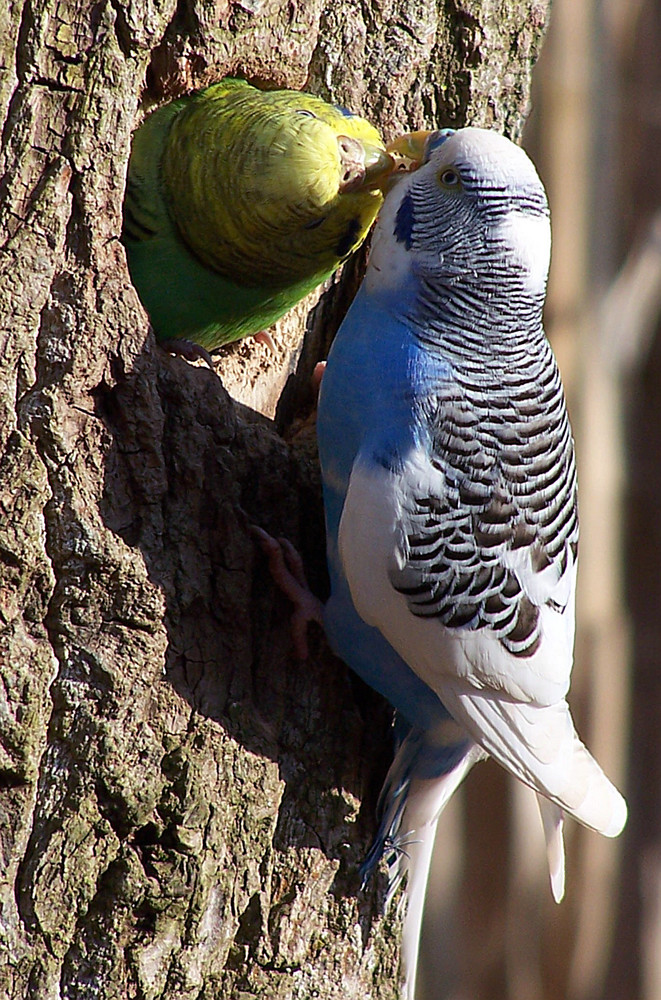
top-left (497, 211), bottom-right (551, 293)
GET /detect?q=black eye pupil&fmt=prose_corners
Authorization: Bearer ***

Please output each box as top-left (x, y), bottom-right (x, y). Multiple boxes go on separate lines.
top-left (441, 170), bottom-right (459, 186)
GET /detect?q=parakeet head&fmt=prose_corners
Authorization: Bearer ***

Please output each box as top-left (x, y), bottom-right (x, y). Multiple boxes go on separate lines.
top-left (161, 79), bottom-right (394, 289)
top-left (370, 127), bottom-right (551, 303)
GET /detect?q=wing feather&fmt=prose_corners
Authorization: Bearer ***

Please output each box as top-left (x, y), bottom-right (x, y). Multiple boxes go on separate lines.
top-left (439, 681), bottom-right (627, 837)
top-left (339, 453), bottom-right (625, 834)
top-left (390, 360), bottom-right (578, 661)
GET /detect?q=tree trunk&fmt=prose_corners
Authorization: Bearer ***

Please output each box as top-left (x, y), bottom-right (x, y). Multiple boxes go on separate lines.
top-left (0, 2), bottom-right (549, 998)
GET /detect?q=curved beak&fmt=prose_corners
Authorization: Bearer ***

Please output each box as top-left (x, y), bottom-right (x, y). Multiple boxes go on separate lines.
top-left (362, 143), bottom-right (396, 189)
top-left (386, 130), bottom-right (434, 173)
top-left (337, 135), bottom-right (395, 193)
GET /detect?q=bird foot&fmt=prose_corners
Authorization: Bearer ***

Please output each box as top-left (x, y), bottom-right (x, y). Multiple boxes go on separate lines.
top-left (251, 525), bottom-right (324, 660)
top-left (312, 361), bottom-right (326, 396)
top-left (160, 339), bottom-right (216, 369)
top-left (253, 330), bottom-right (277, 353)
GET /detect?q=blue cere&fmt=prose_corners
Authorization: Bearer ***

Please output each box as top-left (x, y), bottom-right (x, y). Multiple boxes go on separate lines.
top-left (424, 128), bottom-right (456, 162)
top-left (333, 104), bottom-right (355, 118)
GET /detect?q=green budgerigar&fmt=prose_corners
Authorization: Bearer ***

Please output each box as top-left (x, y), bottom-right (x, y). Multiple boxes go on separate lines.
top-left (122, 78), bottom-right (394, 359)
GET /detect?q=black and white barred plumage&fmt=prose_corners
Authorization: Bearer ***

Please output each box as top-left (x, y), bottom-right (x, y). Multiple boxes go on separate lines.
top-left (318, 126), bottom-right (626, 1000)
top-left (393, 334), bottom-right (578, 657)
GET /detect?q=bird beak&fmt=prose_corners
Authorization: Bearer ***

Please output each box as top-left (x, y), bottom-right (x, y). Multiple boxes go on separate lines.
top-left (386, 130), bottom-right (434, 174)
top-left (337, 136), bottom-right (395, 193)
top-left (361, 143), bottom-right (397, 189)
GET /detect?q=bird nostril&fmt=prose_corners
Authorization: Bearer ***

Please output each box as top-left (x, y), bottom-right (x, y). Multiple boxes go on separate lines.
top-left (338, 136), bottom-right (357, 157)
top-left (337, 135), bottom-right (365, 192)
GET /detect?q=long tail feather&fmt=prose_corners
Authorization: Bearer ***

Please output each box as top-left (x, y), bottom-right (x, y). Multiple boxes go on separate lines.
top-left (361, 723), bottom-right (483, 999)
top-left (398, 762), bottom-right (479, 999)
top-left (536, 794), bottom-right (565, 903)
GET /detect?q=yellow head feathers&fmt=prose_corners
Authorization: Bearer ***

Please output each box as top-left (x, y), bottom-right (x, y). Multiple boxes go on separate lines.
top-left (160, 79), bottom-right (392, 288)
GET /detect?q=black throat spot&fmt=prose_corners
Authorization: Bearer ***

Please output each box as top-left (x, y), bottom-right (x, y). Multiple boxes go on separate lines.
top-left (394, 192), bottom-right (414, 249)
top-left (335, 216), bottom-right (362, 259)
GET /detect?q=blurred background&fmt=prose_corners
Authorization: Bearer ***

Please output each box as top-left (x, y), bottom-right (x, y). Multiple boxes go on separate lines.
top-left (419, 0), bottom-right (661, 997)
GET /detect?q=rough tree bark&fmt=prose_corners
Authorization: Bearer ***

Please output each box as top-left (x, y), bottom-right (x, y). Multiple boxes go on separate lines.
top-left (0, 2), bottom-right (549, 998)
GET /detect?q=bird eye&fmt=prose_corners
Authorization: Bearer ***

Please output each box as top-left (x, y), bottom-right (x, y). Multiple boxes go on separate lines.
top-left (296, 109), bottom-right (317, 119)
top-left (439, 168), bottom-right (461, 188)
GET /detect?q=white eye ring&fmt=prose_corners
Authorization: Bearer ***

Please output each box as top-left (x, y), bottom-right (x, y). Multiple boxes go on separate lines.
top-left (440, 168), bottom-right (460, 187)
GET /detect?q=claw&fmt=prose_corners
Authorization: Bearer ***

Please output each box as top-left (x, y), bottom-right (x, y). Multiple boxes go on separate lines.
top-left (251, 525), bottom-right (324, 659)
top-left (312, 361), bottom-right (326, 397)
top-left (160, 338), bottom-right (215, 369)
top-left (253, 330), bottom-right (277, 353)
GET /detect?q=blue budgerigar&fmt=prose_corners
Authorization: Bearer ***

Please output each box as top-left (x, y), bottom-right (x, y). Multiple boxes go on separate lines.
top-left (314, 127), bottom-right (627, 998)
